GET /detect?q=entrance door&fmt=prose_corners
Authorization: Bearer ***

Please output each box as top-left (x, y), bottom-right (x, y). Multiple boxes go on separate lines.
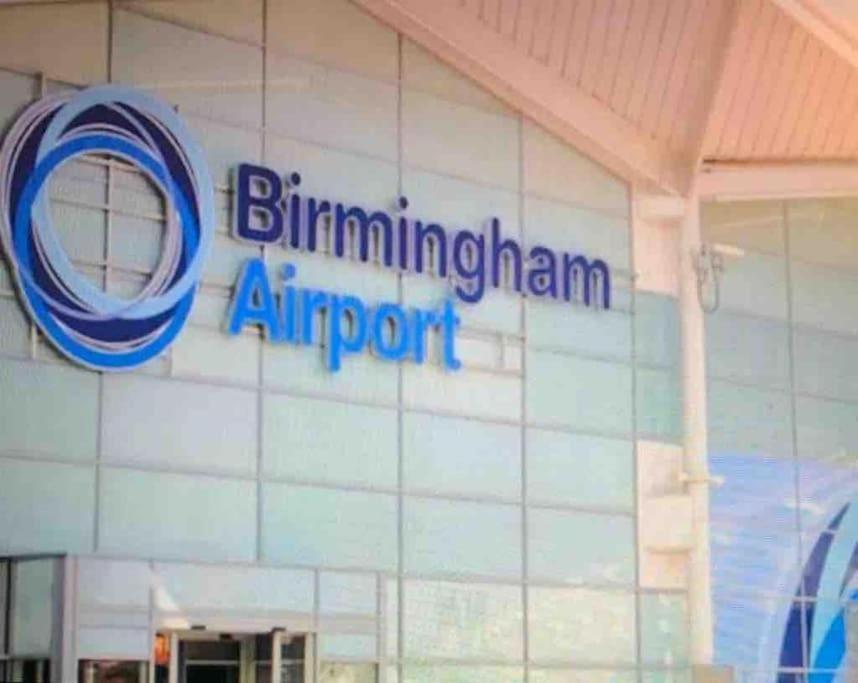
top-left (155, 631), bottom-right (312, 683)
top-left (180, 638), bottom-right (240, 683)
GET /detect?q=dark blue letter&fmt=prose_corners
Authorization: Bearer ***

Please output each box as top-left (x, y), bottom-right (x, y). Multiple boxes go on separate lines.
top-left (234, 163), bottom-right (284, 244)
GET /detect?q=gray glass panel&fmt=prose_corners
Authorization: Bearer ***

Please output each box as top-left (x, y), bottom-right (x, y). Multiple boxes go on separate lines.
top-left (320, 662), bottom-right (377, 682)
top-left (401, 665), bottom-right (523, 683)
top-left (10, 559), bottom-right (55, 656)
top-left (403, 580), bottom-right (523, 661)
top-left (640, 593), bottom-right (689, 666)
top-left (0, 561), bottom-right (7, 655)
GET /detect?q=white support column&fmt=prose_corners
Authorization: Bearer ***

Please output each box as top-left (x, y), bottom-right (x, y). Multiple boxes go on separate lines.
top-left (270, 629), bottom-right (283, 683)
top-left (55, 556), bottom-right (77, 683)
top-left (305, 632), bottom-right (316, 683)
top-left (678, 187), bottom-right (715, 665)
top-left (240, 635), bottom-right (254, 683)
top-left (168, 633), bottom-right (179, 683)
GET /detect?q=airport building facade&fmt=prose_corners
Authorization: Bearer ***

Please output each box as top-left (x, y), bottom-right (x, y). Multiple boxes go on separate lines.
top-left (0, 1), bottom-right (856, 682)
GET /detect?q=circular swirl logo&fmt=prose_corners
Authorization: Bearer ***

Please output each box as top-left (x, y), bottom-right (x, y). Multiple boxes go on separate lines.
top-left (0, 85), bottom-right (214, 371)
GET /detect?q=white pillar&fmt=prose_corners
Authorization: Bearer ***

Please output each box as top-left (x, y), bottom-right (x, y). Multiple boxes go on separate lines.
top-left (678, 187), bottom-right (714, 664)
top-left (270, 630), bottom-right (283, 683)
top-left (241, 635), bottom-right (255, 683)
top-left (55, 557), bottom-right (77, 683)
top-left (168, 632), bottom-right (179, 683)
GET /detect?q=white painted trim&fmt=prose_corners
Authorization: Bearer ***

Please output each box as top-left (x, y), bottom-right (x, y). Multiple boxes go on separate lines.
top-left (352, 0), bottom-right (688, 195)
top-left (698, 161), bottom-right (858, 200)
top-left (634, 195), bottom-right (689, 222)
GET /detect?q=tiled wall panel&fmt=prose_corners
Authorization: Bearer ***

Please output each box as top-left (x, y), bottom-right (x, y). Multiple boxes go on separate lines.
top-left (0, 0), bottom-right (689, 675)
top-left (704, 197), bottom-right (858, 679)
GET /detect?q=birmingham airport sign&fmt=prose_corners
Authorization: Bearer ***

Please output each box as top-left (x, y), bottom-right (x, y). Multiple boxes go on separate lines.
top-left (0, 86), bottom-right (611, 374)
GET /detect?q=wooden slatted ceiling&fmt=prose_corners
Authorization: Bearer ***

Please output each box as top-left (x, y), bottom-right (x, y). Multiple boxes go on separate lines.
top-left (706, 0), bottom-right (858, 160)
top-left (453, 0), bottom-right (858, 163)
top-left (458, 0), bottom-right (731, 158)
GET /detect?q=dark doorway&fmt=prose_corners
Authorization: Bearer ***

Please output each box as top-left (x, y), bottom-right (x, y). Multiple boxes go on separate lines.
top-left (184, 664), bottom-right (239, 683)
top-left (181, 640), bottom-right (240, 683)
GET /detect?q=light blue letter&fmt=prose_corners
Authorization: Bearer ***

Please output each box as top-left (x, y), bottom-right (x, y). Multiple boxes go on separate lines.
top-left (439, 299), bottom-right (462, 371)
top-left (373, 303), bottom-right (410, 362)
top-left (328, 294), bottom-right (369, 372)
top-left (228, 258), bottom-right (280, 338)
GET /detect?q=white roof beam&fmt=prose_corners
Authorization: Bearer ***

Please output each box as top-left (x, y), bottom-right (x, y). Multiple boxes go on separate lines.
top-left (353, 0), bottom-right (689, 195)
top-left (687, 0), bottom-right (742, 190)
top-left (770, 0), bottom-right (858, 70)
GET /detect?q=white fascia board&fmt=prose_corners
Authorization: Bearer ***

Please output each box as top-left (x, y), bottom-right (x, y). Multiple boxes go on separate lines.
top-left (698, 161), bottom-right (858, 201)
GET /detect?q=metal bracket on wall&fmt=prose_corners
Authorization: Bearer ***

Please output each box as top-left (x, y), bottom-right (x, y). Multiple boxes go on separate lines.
top-left (692, 242), bottom-right (745, 314)
top-left (678, 470), bottom-right (725, 487)
top-left (692, 244), bottom-right (724, 314)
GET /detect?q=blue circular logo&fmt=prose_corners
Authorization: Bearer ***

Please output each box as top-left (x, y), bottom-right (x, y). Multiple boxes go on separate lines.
top-left (779, 501), bottom-right (858, 678)
top-left (0, 85), bottom-right (214, 371)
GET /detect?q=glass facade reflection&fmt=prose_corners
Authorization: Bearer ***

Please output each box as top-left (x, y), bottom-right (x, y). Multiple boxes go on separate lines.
top-left (703, 199), bottom-right (858, 682)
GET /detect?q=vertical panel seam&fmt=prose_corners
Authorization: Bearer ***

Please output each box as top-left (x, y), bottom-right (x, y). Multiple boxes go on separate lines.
top-left (396, 30), bottom-right (405, 683)
top-left (519, 114), bottom-right (529, 682)
top-left (629, 186), bottom-right (644, 683)
top-left (256, 0), bottom-right (268, 565)
top-left (94, 0), bottom-right (115, 555)
top-left (783, 201), bottom-right (808, 674)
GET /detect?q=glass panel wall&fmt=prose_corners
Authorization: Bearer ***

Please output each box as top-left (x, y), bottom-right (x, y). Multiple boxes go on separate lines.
top-left (0, 0), bottom-right (689, 679)
top-left (703, 198), bottom-right (858, 682)
top-left (10, 559), bottom-right (54, 658)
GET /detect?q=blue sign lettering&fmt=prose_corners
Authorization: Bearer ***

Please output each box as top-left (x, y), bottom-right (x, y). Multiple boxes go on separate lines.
top-left (233, 162), bottom-right (611, 310)
top-left (0, 85), bottom-right (613, 375)
top-left (228, 259), bottom-right (461, 372)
